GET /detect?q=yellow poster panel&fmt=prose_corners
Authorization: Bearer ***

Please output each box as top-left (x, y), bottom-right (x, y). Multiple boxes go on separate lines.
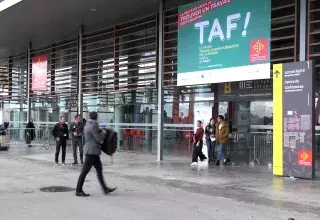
top-left (273, 64), bottom-right (283, 176)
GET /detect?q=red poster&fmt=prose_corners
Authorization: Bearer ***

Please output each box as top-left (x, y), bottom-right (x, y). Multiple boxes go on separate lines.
top-left (32, 55), bottom-right (48, 91)
top-left (249, 38), bottom-right (269, 63)
top-left (298, 150), bottom-right (312, 167)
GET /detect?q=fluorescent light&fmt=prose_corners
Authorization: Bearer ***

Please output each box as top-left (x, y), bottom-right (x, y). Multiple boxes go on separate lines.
top-left (0, 0), bottom-right (23, 12)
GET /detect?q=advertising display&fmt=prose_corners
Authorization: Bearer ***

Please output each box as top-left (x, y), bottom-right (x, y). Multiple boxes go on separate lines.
top-left (32, 55), bottom-right (48, 91)
top-left (273, 61), bottom-right (315, 179)
top-left (177, 0), bottom-right (271, 86)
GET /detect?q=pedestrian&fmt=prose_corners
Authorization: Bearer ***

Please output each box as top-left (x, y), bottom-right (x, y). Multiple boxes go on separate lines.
top-left (205, 118), bottom-right (216, 163)
top-left (70, 114), bottom-right (84, 165)
top-left (191, 120), bottom-right (207, 166)
top-left (76, 111), bottom-right (116, 197)
top-left (52, 116), bottom-right (69, 166)
top-left (215, 115), bottom-right (230, 166)
top-left (25, 118), bottom-right (35, 148)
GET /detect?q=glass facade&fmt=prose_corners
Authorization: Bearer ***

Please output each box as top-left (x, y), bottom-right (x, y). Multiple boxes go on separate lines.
top-left (0, 0), bottom-right (319, 160)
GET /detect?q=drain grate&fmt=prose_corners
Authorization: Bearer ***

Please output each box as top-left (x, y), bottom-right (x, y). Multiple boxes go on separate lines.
top-left (39, 186), bottom-right (75, 193)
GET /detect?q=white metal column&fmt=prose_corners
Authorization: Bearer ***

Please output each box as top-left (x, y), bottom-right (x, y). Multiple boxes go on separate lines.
top-left (77, 26), bottom-right (84, 117)
top-left (157, 0), bottom-right (164, 161)
top-left (26, 42), bottom-right (32, 122)
top-left (299, 0), bottom-right (307, 61)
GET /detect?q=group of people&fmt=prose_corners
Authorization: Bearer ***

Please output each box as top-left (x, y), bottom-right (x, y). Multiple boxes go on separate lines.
top-left (191, 115), bottom-right (230, 166)
top-left (28, 112), bottom-right (230, 195)
top-left (51, 112), bottom-right (116, 197)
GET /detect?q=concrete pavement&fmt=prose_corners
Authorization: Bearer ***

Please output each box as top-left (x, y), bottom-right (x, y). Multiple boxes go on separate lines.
top-left (0, 146), bottom-right (320, 220)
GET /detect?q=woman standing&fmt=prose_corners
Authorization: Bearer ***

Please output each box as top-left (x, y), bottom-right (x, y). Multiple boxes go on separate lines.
top-left (205, 118), bottom-right (216, 163)
top-left (191, 120), bottom-right (207, 166)
top-left (25, 118), bottom-right (36, 148)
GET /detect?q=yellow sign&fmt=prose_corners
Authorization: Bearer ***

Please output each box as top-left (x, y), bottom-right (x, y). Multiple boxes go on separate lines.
top-left (273, 64), bottom-right (283, 176)
top-left (224, 83), bottom-right (231, 94)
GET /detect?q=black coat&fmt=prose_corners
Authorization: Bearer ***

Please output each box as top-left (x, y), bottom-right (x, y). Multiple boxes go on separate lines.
top-left (25, 122), bottom-right (36, 141)
top-left (52, 123), bottom-right (69, 140)
top-left (69, 122), bottom-right (84, 138)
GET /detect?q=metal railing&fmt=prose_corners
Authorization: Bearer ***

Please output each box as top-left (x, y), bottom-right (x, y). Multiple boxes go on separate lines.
top-left (5, 127), bottom-right (54, 150)
top-left (250, 131), bottom-right (273, 164)
top-left (222, 132), bottom-right (273, 164)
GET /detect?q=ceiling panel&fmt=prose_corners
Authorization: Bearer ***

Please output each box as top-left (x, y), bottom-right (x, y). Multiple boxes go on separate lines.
top-left (0, 0), bottom-right (159, 58)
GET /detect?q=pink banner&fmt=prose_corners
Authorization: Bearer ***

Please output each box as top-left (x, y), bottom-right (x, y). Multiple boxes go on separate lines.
top-left (178, 0), bottom-right (232, 27)
top-left (32, 55), bottom-right (48, 91)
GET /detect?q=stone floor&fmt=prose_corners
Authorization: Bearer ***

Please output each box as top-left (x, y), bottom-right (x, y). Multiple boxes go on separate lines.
top-left (0, 145), bottom-right (320, 220)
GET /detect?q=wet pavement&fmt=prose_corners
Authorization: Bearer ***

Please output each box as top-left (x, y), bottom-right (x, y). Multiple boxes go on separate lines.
top-left (1, 145), bottom-right (320, 220)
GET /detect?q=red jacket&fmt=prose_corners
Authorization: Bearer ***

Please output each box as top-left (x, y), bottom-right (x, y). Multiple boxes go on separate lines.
top-left (193, 127), bottom-right (204, 144)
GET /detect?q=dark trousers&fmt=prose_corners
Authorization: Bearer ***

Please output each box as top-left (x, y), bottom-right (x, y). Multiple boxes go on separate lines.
top-left (26, 137), bottom-right (33, 147)
top-left (72, 137), bottom-right (83, 162)
top-left (206, 138), bottom-right (217, 161)
top-left (55, 140), bottom-right (67, 163)
top-left (76, 155), bottom-right (108, 193)
top-left (192, 141), bottom-right (207, 162)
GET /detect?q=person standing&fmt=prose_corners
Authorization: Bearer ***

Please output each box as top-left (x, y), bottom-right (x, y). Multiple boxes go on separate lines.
top-left (70, 114), bottom-right (84, 165)
top-left (205, 118), bottom-right (216, 163)
top-left (25, 118), bottom-right (36, 148)
top-left (215, 115), bottom-right (230, 166)
top-left (52, 116), bottom-right (69, 166)
top-left (191, 120), bottom-right (207, 166)
top-left (76, 111), bottom-right (116, 197)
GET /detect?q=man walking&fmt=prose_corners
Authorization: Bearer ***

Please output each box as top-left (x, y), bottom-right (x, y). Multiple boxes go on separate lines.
top-left (215, 115), bottom-right (230, 166)
top-left (70, 114), bottom-right (84, 165)
top-left (52, 116), bottom-right (69, 166)
top-left (76, 111), bottom-right (116, 197)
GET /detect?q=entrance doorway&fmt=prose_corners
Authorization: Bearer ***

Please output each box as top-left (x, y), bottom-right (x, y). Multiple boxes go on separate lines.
top-left (214, 100), bottom-right (273, 164)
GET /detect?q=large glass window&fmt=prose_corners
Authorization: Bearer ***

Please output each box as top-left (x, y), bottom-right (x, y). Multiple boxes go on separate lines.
top-left (250, 101), bottom-right (273, 129)
top-left (163, 85), bottom-right (214, 156)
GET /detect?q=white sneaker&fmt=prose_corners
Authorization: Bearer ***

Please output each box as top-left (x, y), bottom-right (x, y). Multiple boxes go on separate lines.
top-left (191, 162), bottom-right (198, 166)
top-left (55, 163), bottom-right (58, 166)
top-left (62, 163), bottom-right (66, 166)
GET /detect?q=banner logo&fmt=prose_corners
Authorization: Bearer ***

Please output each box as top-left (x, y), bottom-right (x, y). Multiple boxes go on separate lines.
top-left (298, 150), bottom-right (312, 167)
top-left (250, 38), bottom-right (268, 63)
top-left (253, 40), bottom-right (264, 53)
top-left (32, 55), bottom-right (48, 91)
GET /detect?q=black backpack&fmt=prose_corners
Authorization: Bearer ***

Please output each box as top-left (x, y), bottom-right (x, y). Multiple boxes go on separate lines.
top-left (101, 128), bottom-right (118, 156)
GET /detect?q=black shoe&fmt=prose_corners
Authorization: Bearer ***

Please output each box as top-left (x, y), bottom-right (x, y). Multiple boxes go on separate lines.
top-left (200, 157), bottom-right (207, 162)
top-left (225, 157), bottom-right (230, 163)
top-left (72, 162), bottom-right (78, 165)
top-left (80, 160), bottom-right (84, 165)
top-left (76, 191), bottom-right (90, 197)
top-left (215, 160), bottom-right (220, 166)
top-left (104, 187), bottom-right (117, 195)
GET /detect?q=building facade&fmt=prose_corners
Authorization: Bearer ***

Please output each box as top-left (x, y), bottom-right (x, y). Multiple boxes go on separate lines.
top-left (0, 0), bottom-right (319, 161)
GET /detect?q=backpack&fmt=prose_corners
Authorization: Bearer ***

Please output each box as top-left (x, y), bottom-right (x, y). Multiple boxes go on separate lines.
top-left (101, 128), bottom-right (118, 156)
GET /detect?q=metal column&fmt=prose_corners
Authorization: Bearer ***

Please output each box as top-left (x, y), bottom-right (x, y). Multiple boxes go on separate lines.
top-left (157, 0), bottom-right (164, 161)
top-left (26, 42), bottom-right (32, 122)
top-left (299, 0), bottom-right (307, 61)
top-left (77, 26), bottom-right (84, 117)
